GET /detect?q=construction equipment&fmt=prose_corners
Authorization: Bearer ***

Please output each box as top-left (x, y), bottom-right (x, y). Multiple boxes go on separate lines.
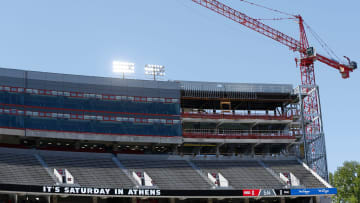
top-left (191, 0), bottom-right (357, 180)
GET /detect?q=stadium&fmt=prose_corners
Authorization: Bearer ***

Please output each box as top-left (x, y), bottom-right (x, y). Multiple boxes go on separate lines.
top-left (0, 67), bottom-right (336, 203)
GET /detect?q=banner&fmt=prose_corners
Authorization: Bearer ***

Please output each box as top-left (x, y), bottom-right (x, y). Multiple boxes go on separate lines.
top-left (0, 184), bottom-right (337, 197)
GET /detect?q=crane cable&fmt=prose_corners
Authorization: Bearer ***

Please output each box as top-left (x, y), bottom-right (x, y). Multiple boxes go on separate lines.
top-left (304, 21), bottom-right (342, 63)
top-left (238, 0), bottom-right (342, 62)
top-left (238, 0), bottom-right (295, 17)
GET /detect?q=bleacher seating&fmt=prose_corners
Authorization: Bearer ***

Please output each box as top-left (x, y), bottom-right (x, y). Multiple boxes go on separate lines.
top-left (118, 155), bottom-right (211, 190)
top-left (39, 150), bottom-right (134, 188)
top-left (263, 160), bottom-right (325, 188)
top-left (0, 147), bottom-right (54, 186)
top-left (193, 159), bottom-right (284, 189)
top-left (0, 147), bottom-right (327, 190)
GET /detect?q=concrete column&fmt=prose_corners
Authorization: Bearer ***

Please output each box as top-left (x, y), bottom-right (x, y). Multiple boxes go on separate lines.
top-left (207, 198), bottom-right (213, 203)
top-left (315, 196), bottom-right (320, 203)
top-left (244, 198), bottom-right (249, 203)
top-left (12, 194), bottom-right (18, 203)
top-left (280, 197), bottom-right (285, 203)
top-left (52, 195), bottom-right (58, 203)
top-left (92, 196), bottom-right (98, 203)
top-left (251, 144), bottom-right (256, 156)
top-left (169, 198), bottom-right (176, 203)
top-left (46, 196), bottom-right (51, 203)
top-left (172, 145), bottom-right (178, 155)
top-left (131, 197), bottom-right (137, 203)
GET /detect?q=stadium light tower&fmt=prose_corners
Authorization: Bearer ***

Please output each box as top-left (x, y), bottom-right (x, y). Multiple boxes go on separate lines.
top-left (145, 64), bottom-right (165, 81)
top-left (112, 61), bottom-right (135, 79)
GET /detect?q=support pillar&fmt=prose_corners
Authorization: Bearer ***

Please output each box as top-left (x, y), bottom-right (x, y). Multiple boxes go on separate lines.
top-left (131, 197), bottom-right (137, 203)
top-left (92, 196), bottom-right (98, 203)
top-left (280, 197), bottom-right (285, 203)
top-left (52, 195), bottom-right (58, 203)
top-left (169, 198), bottom-right (176, 203)
top-left (12, 194), bottom-right (18, 203)
top-left (244, 198), bottom-right (249, 203)
top-left (207, 198), bottom-right (213, 203)
top-left (46, 196), bottom-right (51, 203)
top-left (251, 144), bottom-right (256, 156)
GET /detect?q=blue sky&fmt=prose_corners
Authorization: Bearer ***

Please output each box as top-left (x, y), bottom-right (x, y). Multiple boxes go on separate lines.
top-left (0, 0), bottom-right (359, 173)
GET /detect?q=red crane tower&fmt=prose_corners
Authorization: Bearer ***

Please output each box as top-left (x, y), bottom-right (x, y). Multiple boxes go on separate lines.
top-left (191, 0), bottom-right (357, 180)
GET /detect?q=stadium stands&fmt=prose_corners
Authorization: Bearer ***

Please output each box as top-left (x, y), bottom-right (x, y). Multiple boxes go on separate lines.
top-left (118, 155), bottom-right (211, 190)
top-left (263, 160), bottom-right (326, 188)
top-left (193, 159), bottom-right (284, 189)
top-left (0, 147), bottom-right (53, 186)
top-left (38, 150), bottom-right (134, 188)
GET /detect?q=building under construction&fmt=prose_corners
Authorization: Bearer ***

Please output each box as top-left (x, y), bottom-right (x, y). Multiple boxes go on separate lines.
top-left (0, 67), bottom-right (335, 203)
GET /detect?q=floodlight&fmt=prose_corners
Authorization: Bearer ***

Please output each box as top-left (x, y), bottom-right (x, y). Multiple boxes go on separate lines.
top-left (144, 64), bottom-right (165, 80)
top-left (113, 61), bottom-right (135, 79)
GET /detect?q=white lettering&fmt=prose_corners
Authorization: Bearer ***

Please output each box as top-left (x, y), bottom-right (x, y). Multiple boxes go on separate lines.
top-left (128, 189), bottom-right (134, 195)
top-left (64, 187), bottom-right (69, 193)
top-left (55, 187), bottom-right (60, 193)
top-left (105, 188), bottom-right (111, 195)
top-left (156, 190), bottom-right (160, 196)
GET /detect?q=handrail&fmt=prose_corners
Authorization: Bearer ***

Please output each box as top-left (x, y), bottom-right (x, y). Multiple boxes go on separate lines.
top-left (182, 112), bottom-right (293, 120)
top-left (183, 128), bottom-right (296, 139)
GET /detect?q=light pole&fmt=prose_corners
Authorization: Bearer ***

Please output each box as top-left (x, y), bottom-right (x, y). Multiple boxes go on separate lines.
top-left (144, 64), bottom-right (165, 81)
top-left (113, 61), bottom-right (135, 79)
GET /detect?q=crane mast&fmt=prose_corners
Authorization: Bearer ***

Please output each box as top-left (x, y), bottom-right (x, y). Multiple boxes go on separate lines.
top-left (191, 0), bottom-right (357, 181)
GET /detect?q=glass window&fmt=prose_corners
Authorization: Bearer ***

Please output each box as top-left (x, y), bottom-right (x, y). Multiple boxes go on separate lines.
top-left (128, 96), bottom-right (134, 101)
top-left (63, 114), bottom-right (70, 119)
top-left (0, 109), bottom-right (3, 113)
top-left (96, 94), bottom-right (102, 99)
top-left (51, 113), bottom-right (58, 118)
top-left (33, 112), bottom-right (39, 117)
top-left (160, 119), bottom-right (166, 124)
top-left (18, 88), bottom-right (24, 92)
top-left (129, 117), bottom-right (135, 122)
top-left (18, 110), bottom-right (24, 115)
top-left (52, 91), bottom-right (58, 95)
top-left (148, 97), bottom-right (153, 102)
top-left (4, 109), bottom-right (10, 114)
top-left (96, 116), bottom-right (103, 120)
top-left (39, 90), bottom-right (45, 94)
top-left (64, 92), bottom-right (70, 96)
top-left (11, 87), bottom-right (17, 92)
top-left (159, 98), bottom-right (165, 103)
top-left (26, 111), bottom-right (32, 116)
top-left (173, 120), bottom-right (180, 124)
top-left (115, 96), bottom-right (121, 100)
top-left (46, 90), bottom-right (52, 95)
top-left (33, 89), bottom-right (39, 94)
top-left (172, 98), bottom-right (179, 103)
top-left (57, 91), bottom-right (64, 96)
top-left (4, 87), bottom-right (10, 91)
top-left (70, 92), bottom-right (77, 97)
top-left (0, 86), bottom-right (3, 91)
top-left (110, 96), bottom-right (115, 100)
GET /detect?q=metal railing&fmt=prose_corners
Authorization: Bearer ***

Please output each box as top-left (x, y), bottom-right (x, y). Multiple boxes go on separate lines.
top-left (183, 129), bottom-right (296, 139)
top-left (182, 112), bottom-right (292, 120)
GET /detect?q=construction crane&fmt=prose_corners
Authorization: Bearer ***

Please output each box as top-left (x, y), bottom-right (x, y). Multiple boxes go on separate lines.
top-left (190, 0), bottom-right (357, 181)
